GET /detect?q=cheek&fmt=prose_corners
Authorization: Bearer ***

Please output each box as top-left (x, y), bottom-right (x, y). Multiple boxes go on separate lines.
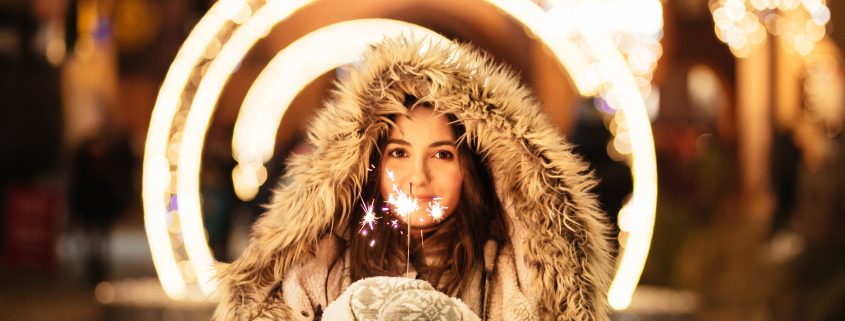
top-left (440, 166), bottom-right (464, 209)
top-left (450, 173), bottom-right (463, 199)
top-left (379, 172), bottom-right (392, 199)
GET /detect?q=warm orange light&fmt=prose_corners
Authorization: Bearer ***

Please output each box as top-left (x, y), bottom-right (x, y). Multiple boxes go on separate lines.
top-left (145, 1), bottom-right (659, 307)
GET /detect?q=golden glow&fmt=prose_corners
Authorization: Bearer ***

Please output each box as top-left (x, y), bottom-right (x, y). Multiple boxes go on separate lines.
top-left (177, 0), bottom-right (312, 295)
top-left (94, 282), bottom-right (115, 304)
top-left (487, 0), bottom-right (600, 94)
top-left (590, 54), bottom-right (657, 311)
top-left (146, 0), bottom-right (660, 306)
top-left (142, 0), bottom-right (244, 299)
top-left (710, 0), bottom-right (830, 57)
top-left (803, 39), bottom-right (843, 137)
top-left (231, 162), bottom-right (266, 201)
top-left (533, 1), bottom-right (661, 309)
top-left (544, 0), bottom-right (663, 100)
top-left (46, 37), bottom-right (66, 66)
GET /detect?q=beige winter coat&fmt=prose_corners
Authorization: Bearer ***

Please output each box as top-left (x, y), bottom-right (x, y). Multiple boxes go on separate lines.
top-left (214, 36), bottom-right (614, 321)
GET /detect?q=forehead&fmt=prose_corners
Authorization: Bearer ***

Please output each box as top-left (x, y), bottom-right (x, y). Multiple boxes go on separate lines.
top-left (388, 108), bottom-right (455, 141)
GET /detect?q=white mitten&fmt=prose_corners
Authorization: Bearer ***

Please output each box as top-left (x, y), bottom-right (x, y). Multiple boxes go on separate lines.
top-left (378, 289), bottom-right (461, 321)
top-left (323, 276), bottom-right (480, 321)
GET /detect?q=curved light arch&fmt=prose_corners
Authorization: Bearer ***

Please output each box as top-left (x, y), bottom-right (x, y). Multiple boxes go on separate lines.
top-left (232, 20), bottom-right (448, 200)
top-left (476, 1), bottom-right (658, 307)
top-left (144, 0), bottom-right (658, 309)
top-left (175, 0), bottom-right (315, 295)
top-left (142, 0), bottom-right (256, 299)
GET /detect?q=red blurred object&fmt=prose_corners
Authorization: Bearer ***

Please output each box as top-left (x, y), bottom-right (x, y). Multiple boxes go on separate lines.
top-left (3, 184), bottom-right (61, 271)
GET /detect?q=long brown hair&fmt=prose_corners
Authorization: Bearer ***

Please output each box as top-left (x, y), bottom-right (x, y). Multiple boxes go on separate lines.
top-left (344, 102), bottom-right (510, 297)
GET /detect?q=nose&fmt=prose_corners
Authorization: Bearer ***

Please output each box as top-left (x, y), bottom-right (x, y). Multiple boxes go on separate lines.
top-left (408, 157), bottom-right (431, 188)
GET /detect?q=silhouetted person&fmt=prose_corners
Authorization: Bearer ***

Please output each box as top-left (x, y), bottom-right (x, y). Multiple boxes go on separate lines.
top-left (770, 130), bottom-right (801, 236)
top-left (68, 132), bottom-right (135, 283)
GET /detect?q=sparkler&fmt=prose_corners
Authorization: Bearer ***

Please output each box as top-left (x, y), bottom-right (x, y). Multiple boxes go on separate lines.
top-left (384, 170), bottom-right (419, 218)
top-left (363, 168), bottom-right (449, 277)
top-left (382, 170), bottom-right (417, 276)
top-left (427, 197), bottom-right (446, 222)
top-left (359, 198), bottom-right (378, 231)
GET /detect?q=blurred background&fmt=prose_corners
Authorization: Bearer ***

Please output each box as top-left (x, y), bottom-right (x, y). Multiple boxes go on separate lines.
top-left (1, 0), bottom-right (843, 320)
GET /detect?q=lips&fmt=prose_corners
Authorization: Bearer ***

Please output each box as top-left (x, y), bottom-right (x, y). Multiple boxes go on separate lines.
top-left (414, 195), bottom-right (438, 202)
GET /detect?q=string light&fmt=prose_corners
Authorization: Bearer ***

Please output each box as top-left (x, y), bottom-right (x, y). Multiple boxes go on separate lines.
top-left (536, 1), bottom-right (661, 309)
top-left (710, 0), bottom-right (831, 57)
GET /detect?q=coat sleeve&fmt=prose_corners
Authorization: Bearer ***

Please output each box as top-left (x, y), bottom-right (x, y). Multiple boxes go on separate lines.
top-left (213, 236), bottom-right (345, 321)
top-left (212, 257), bottom-right (315, 321)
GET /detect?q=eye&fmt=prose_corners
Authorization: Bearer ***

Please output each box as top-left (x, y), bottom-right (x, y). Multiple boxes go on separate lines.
top-left (388, 148), bottom-right (408, 158)
top-left (433, 150), bottom-right (454, 160)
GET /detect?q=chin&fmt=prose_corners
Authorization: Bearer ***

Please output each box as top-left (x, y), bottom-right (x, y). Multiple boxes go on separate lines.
top-left (404, 212), bottom-right (433, 226)
top-left (403, 211), bottom-right (450, 229)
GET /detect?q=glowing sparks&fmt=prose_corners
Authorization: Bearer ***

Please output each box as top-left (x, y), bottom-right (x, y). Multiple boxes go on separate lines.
top-left (387, 192), bottom-right (419, 218)
top-left (427, 198), bottom-right (447, 222)
top-left (383, 169), bottom-right (449, 222)
top-left (384, 169), bottom-right (419, 218)
top-left (360, 199), bottom-right (378, 230)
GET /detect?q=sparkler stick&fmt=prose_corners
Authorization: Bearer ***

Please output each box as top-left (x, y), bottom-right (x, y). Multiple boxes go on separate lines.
top-left (380, 169), bottom-right (448, 277)
top-left (407, 182), bottom-right (412, 277)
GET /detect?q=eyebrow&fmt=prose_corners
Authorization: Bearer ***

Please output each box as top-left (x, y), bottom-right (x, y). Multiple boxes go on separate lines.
top-left (386, 139), bottom-right (455, 148)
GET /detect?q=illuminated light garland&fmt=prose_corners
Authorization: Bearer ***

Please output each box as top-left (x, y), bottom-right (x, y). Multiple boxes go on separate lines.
top-left (142, 0), bottom-right (252, 299)
top-left (176, 0), bottom-right (315, 295)
top-left (495, 0), bottom-right (659, 309)
top-left (803, 39), bottom-right (844, 137)
top-left (145, 0), bottom-right (659, 308)
top-left (543, 0), bottom-right (664, 104)
top-left (710, 0), bottom-right (831, 57)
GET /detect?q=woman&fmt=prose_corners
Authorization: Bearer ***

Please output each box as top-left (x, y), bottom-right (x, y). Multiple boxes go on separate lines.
top-left (214, 36), bottom-right (614, 321)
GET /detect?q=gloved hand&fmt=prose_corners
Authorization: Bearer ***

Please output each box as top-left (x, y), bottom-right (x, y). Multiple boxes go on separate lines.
top-left (322, 276), bottom-right (479, 321)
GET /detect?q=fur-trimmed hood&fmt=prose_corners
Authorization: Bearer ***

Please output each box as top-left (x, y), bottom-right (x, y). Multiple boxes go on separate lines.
top-left (215, 36), bottom-right (613, 321)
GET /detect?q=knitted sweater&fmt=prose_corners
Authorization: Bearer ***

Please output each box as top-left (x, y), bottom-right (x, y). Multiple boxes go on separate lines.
top-left (214, 36), bottom-right (614, 321)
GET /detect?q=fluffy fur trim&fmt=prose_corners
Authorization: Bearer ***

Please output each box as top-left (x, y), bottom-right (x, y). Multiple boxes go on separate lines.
top-left (214, 36), bottom-right (613, 321)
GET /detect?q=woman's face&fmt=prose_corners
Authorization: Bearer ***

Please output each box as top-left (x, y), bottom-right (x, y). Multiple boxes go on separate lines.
top-left (380, 107), bottom-right (463, 228)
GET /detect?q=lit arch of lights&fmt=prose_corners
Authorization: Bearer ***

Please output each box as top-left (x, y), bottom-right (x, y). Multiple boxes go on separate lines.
top-left (709, 0), bottom-right (831, 57)
top-left (143, 0), bottom-right (659, 309)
